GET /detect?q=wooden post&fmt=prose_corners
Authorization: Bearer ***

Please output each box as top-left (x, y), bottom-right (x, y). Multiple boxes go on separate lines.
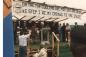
top-left (57, 34), bottom-right (60, 57)
top-left (41, 30), bottom-right (43, 43)
top-left (52, 32), bottom-right (54, 57)
top-left (48, 31), bottom-right (49, 44)
top-left (68, 32), bottom-right (71, 47)
top-left (57, 41), bottom-right (60, 57)
top-left (52, 32), bottom-right (54, 49)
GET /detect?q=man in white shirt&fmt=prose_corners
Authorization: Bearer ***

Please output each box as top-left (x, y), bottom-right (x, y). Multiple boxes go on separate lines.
top-left (33, 43), bottom-right (47, 57)
top-left (38, 43), bottom-right (47, 57)
top-left (19, 30), bottom-right (31, 57)
top-left (38, 48), bottom-right (47, 57)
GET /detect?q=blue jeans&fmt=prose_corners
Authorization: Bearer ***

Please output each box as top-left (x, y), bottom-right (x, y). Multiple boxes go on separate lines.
top-left (19, 46), bottom-right (27, 57)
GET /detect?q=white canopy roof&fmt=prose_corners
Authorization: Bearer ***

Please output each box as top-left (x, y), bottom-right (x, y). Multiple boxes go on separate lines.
top-left (12, 1), bottom-right (86, 24)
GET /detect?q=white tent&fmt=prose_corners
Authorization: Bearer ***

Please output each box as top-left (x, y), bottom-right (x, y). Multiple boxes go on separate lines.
top-left (12, 1), bottom-right (86, 25)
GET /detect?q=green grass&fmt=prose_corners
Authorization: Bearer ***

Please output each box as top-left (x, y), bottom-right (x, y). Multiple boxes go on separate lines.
top-left (29, 42), bottom-right (40, 49)
top-left (15, 42), bottom-right (73, 57)
top-left (59, 42), bottom-right (73, 57)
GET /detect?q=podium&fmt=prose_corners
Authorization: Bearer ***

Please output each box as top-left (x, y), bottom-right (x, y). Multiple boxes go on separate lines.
top-left (40, 27), bottom-right (50, 45)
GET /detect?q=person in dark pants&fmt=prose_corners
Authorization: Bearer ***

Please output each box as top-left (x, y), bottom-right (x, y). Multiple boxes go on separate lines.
top-left (54, 22), bottom-right (59, 35)
top-left (70, 26), bottom-right (86, 57)
top-left (65, 23), bottom-right (71, 42)
top-left (19, 46), bottom-right (27, 57)
top-left (19, 30), bottom-right (31, 57)
top-left (58, 24), bottom-right (62, 42)
top-left (61, 23), bottom-right (66, 42)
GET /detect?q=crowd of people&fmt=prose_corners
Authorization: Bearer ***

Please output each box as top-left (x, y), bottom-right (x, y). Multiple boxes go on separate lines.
top-left (14, 21), bottom-right (72, 43)
top-left (13, 20), bottom-right (86, 57)
top-left (13, 20), bottom-right (72, 57)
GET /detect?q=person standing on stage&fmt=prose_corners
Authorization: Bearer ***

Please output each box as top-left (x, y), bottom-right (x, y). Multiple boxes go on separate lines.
top-left (65, 23), bottom-right (71, 42)
top-left (58, 24), bottom-right (62, 42)
top-left (74, 22), bottom-right (78, 29)
top-left (54, 22), bottom-right (59, 38)
top-left (19, 30), bottom-right (31, 57)
top-left (61, 23), bottom-right (66, 42)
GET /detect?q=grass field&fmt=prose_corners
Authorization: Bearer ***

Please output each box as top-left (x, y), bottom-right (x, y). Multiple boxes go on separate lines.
top-left (59, 42), bottom-right (73, 57)
top-left (15, 42), bottom-right (73, 57)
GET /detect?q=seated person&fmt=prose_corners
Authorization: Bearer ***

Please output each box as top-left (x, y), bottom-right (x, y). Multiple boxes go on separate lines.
top-left (33, 43), bottom-right (47, 57)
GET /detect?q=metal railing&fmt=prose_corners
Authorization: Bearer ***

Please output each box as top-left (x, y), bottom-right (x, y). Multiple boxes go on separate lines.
top-left (52, 32), bottom-right (60, 57)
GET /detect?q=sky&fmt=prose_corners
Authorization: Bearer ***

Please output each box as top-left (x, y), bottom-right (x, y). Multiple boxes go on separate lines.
top-left (32, 0), bottom-right (86, 25)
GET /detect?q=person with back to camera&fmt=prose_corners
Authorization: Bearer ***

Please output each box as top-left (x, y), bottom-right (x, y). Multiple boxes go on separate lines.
top-left (19, 30), bottom-right (31, 57)
top-left (61, 23), bottom-right (66, 42)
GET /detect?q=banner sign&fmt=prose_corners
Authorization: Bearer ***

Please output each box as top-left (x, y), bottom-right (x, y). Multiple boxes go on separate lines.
top-left (12, 1), bottom-right (83, 19)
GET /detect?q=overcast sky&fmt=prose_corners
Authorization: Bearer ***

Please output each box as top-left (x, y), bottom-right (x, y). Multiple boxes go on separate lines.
top-left (32, 0), bottom-right (86, 24)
